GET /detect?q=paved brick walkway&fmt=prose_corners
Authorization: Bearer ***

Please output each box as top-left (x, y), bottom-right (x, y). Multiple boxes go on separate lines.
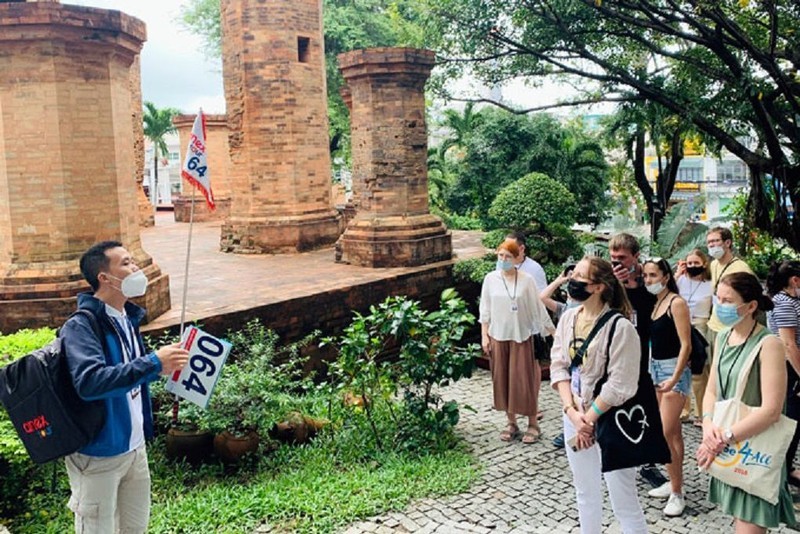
top-left (330, 370), bottom-right (798, 534)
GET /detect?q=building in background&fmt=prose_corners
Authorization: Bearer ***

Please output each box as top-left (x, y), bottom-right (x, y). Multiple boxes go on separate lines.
top-left (143, 131), bottom-right (182, 206)
top-left (645, 138), bottom-right (751, 221)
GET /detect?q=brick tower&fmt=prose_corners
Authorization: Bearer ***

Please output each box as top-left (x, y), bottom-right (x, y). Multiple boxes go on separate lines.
top-left (336, 48), bottom-right (452, 267)
top-left (0, 0), bottom-right (171, 332)
top-left (219, 0), bottom-right (341, 253)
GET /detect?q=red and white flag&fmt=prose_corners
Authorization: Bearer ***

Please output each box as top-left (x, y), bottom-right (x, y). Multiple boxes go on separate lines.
top-left (181, 110), bottom-right (215, 210)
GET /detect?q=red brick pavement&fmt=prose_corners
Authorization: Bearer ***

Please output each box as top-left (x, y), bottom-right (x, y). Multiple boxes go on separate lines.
top-left (140, 212), bottom-right (486, 333)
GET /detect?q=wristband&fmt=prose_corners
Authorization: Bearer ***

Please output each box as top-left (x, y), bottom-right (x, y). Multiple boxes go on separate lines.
top-left (702, 412), bottom-right (713, 420)
top-left (591, 401), bottom-right (604, 416)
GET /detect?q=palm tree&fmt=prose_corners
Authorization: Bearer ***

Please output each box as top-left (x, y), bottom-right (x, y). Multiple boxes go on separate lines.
top-left (440, 102), bottom-right (484, 156)
top-left (143, 101), bottom-right (180, 208)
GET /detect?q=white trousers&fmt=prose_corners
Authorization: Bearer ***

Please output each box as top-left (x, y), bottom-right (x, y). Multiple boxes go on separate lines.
top-left (65, 445), bottom-right (150, 534)
top-left (563, 414), bottom-right (648, 534)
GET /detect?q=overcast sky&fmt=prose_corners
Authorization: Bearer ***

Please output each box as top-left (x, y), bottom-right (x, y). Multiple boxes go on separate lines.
top-left (65, 0), bottom-right (226, 113)
top-left (62, 0), bottom-right (598, 117)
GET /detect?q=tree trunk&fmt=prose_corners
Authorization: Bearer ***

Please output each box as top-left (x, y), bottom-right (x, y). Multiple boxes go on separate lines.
top-left (152, 148), bottom-right (159, 212)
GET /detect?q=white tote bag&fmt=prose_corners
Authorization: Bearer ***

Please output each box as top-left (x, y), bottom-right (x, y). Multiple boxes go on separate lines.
top-left (708, 337), bottom-right (797, 505)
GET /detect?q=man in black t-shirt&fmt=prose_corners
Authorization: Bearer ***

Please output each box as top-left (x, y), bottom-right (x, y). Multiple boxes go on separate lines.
top-left (608, 233), bottom-right (666, 489)
top-left (609, 233), bottom-right (655, 370)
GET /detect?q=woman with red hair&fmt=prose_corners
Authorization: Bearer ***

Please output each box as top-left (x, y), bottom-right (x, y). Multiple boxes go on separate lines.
top-left (480, 239), bottom-right (554, 443)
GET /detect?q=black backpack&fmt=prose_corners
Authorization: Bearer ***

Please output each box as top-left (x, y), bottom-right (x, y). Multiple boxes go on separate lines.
top-left (0, 310), bottom-right (107, 464)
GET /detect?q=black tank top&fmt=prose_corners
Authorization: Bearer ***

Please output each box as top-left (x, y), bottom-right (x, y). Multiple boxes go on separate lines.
top-left (650, 297), bottom-right (681, 360)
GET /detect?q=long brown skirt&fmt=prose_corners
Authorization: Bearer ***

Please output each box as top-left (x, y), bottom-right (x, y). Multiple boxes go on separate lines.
top-left (488, 337), bottom-right (537, 417)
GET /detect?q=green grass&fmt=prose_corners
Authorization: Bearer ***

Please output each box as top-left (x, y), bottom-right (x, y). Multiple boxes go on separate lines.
top-left (8, 431), bottom-right (479, 534)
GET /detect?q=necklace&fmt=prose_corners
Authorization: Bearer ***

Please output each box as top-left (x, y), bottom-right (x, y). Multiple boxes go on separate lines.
top-left (720, 320), bottom-right (758, 398)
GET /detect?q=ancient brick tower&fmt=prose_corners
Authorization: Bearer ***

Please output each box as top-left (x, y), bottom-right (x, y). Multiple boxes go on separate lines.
top-left (219, 0), bottom-right (341, 253)
top-left (337, 48), bottom-right (452, 267)
top-left (0, 0), bottom-right (171, 332)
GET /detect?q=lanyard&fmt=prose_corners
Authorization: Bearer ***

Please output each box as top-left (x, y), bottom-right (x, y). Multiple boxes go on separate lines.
top-left (719, 321), bottom-right (758, 398)
top-left (111, 316), bottom-right (138, 363)
top-left (500, 269), bottom-right (518, 302)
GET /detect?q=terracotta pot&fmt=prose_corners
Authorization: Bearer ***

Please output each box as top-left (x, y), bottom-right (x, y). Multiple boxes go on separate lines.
top-left (268, 413), bottom-right (329, 445)
top-left (165, 428), bottom-right (213, 464)
top-left (213, 431), bottom-right (260, 462)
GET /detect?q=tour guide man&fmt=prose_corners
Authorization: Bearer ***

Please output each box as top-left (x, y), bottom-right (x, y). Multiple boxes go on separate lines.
top-left (61, 241), bottom-right (189, 534)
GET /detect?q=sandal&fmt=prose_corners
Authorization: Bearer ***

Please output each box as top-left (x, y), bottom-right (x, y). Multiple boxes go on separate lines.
top-left (522, 427), bottom-right (540, 444)
top-left (500, 424), bottom-right (520, 442)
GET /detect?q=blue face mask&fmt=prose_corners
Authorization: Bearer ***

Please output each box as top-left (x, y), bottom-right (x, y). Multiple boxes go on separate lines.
top-left (716, 302), bottom-right (744, 327)
top-left (496, 259), bottom-right (514, 271)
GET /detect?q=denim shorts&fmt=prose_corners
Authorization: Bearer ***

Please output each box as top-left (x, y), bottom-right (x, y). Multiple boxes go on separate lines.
top-left (649, 357), bottom-right (692, 396)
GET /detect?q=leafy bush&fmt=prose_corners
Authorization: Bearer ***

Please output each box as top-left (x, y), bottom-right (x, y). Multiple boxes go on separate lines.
top-left (481, 229), bottom-right (508, 250)
top-left (452, 255), bottom-right (496, 284)
top-left (431, 207), bottom-right (483, 230)
top-left (0, 327), bottom-right (56, 366)
top-left (324, 289), bottom-right (478, 452)
top-left (487, 172), bottom-right (577, 230)
top-left (0, 327), bottom-right (57, 517)
top-left (743, 231), bottom-right (800, 279)
top-left (205, 323), bottom-right (319, 437)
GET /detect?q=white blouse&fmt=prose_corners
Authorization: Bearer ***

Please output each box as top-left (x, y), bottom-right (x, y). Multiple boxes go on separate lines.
top-left (479, 269), bottom-right (554, 342)
top-left (677, 275), bottom-right (712, 320)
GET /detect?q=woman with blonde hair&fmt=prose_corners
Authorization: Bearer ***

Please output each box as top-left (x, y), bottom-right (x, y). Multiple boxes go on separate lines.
top-left (480, 240), bottom-right (554, 443)
top-left (550, 256), bottom-right (648, 533)
top-left (676, 248), bottom-right (713, 424)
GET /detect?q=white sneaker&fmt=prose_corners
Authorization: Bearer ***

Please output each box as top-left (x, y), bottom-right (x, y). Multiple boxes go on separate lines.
top-left (647, 481), bottom-right (672, 499)
top-left (663, 493), bottom-right (686, 517)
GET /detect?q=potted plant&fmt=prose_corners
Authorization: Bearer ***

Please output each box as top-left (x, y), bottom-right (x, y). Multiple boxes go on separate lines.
top-left (164, 400), bottom-right (214, 464)
top-left (204, 358), bottom-right (263, 462)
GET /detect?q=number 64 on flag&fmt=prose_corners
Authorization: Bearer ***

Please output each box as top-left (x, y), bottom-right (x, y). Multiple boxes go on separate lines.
top-left (165, 326), bottom-right (231, 409)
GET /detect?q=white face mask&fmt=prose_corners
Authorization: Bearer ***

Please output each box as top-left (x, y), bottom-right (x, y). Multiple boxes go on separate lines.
top-left (708, 245), bottom-right (724, 259)
top-left (110, 270), bottom-right (148, 298)
top-left (645, 281), bottom-right (664, 295)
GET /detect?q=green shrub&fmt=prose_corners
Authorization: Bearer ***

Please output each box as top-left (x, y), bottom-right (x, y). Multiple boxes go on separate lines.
top-left (431, 207), bottom-right (483, 231)
top-left (487, 172), bottom-right (577, 229)
top-left (744, 231), bottom-right (800, 279)
top-left (452, 255), bottom-right (496, 284)
top-left (324, 289), bottom-right (478, 452)
top-left (0, 327), bottom-right (56, 366)
top-left (0, 326), bottom-right (58, 517)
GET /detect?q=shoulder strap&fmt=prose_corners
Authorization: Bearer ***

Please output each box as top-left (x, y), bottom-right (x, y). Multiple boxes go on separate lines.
top-left (64, 309), bottom-right (102, 341)
top-left (603, 315), bottom-right (624, 375)
top-left (665, 295), bottom-right (678, 318)
top-left (729, 334), bottom-right (769, 402)
top-left (570, 310), bottom-right (619, 370)
top-left (714, 258), bottom-right (740, 290)
top-left (591, 314), bottom-right (625, 397)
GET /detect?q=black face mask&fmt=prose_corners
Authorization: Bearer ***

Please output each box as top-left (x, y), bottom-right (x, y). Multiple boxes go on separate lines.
top-left (686, 266), bottom-right (705, 277)
top-left (567, 279), bottom-right (593, 302)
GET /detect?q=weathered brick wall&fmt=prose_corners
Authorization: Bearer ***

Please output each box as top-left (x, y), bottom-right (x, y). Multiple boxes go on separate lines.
top-left (340, 48), bottom-right (434, 216)
top-left (336, 48), bottom-right (452, 267)
top-left (131, 55), bottom-right (154, 227)
top-left (142, 264), bottom-right (482, 369)
top-left (172, 113), bottom-right (232, 222)
top-left (219, 0), bottom-right (340, 253)
top-left (0, 2), bottom-right (170, 332)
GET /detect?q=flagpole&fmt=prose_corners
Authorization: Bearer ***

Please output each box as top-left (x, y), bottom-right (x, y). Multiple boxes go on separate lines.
top-left (179, 187), bottom-right (196, 337)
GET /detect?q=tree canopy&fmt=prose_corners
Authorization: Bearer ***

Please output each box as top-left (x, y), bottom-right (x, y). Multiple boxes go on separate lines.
top-left (442, 107), bottom-right (609, 225)
top-left (425, 0), bottom-right (800, 248)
